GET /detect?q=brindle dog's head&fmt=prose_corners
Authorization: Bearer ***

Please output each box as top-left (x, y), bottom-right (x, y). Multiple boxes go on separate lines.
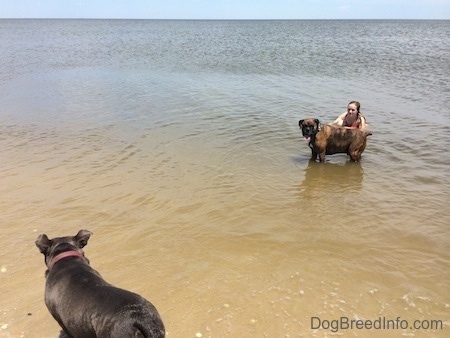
top-left (35, 230), bottom-right (92, 269)
top-left (299, 118), bottom-right (320, 141)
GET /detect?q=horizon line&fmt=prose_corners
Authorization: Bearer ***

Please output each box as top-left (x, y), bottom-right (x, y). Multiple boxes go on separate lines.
top-left (1, 17), bottom-right (449, 21)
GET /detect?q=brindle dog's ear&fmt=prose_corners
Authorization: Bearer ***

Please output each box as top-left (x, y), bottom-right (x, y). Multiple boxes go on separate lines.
top-left (35, 234), bottom-right (51, 255)
top-left (314, 119), bottom-right (320, 127)
top-left (75, 229), bottom-right (93, 249)
top-left (299, 119), bottom-right (304, 127)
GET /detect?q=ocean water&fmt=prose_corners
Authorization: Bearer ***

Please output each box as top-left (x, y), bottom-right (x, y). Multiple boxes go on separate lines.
top-left (0, 19), bottom-right (449, 337)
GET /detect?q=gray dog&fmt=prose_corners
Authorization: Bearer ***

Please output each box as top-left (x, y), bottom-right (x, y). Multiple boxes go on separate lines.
top-left (35, 230), bottom-right (165, 338)
top-left (299, 118), bottom-right (372, 162)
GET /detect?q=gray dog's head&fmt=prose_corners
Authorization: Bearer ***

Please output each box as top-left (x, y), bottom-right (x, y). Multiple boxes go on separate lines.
top-left (35, 230), bottom-right (92, 268)
top-left (299, 118), bottom-right (320, 141)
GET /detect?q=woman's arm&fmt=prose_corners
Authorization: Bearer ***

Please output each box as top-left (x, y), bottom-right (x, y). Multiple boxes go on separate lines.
top-left (359, 115), bottom-right (367, 130)
top-left (332, 112), bottom-right (347, 126)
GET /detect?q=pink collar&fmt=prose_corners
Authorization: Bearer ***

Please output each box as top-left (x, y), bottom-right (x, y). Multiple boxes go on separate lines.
top-left (48, 250), bottom-right (84, 269)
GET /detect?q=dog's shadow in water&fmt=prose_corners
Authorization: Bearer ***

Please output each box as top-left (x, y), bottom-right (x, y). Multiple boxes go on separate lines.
top-left (296, 157), bottom-right (365, 195)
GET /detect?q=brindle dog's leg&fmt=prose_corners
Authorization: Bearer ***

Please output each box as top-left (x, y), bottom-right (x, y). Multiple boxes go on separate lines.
top-left (318, 151), bottom-right (326, 162)
top-left (349, 150), bottom-right (361, 162)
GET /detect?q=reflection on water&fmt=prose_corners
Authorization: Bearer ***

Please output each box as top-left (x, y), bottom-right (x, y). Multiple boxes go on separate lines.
top-left (299, 160), bottom-right (365, 195)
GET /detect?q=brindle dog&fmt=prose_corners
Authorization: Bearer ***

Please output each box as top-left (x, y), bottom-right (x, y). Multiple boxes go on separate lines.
top-left (299, 118), bottom-right (372, 162)
top-left (35, 230), bottom-right (165, 338)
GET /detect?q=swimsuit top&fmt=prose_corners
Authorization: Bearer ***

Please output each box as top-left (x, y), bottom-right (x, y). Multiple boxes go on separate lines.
top-left (343, 113), bottom-right (362, 129)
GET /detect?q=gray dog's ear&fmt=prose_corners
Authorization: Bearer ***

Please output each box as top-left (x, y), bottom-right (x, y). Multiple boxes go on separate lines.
top-left (35, 234), bottom-right (51, 255)
top-left (75, 230), bottom-right (93, 249)
top-left (299, 119), bottom-right (304, 126)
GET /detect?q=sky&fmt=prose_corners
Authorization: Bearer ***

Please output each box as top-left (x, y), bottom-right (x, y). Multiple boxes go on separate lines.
top-left (1, 0), bottom-right (449, 20)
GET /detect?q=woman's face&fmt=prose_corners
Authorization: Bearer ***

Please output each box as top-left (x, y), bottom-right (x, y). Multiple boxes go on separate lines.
top-left (347, 103), bottom-right (358, 116)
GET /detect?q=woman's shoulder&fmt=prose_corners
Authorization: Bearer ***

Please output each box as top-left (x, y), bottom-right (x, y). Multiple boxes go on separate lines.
top-left (336, 111), bottom-right (347, 120)
top-left (358, 114), bottom-right (368, 130)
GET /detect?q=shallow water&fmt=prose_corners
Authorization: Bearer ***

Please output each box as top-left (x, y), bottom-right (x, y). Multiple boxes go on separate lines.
top-left (0, 19), bottom-right (449, 337)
